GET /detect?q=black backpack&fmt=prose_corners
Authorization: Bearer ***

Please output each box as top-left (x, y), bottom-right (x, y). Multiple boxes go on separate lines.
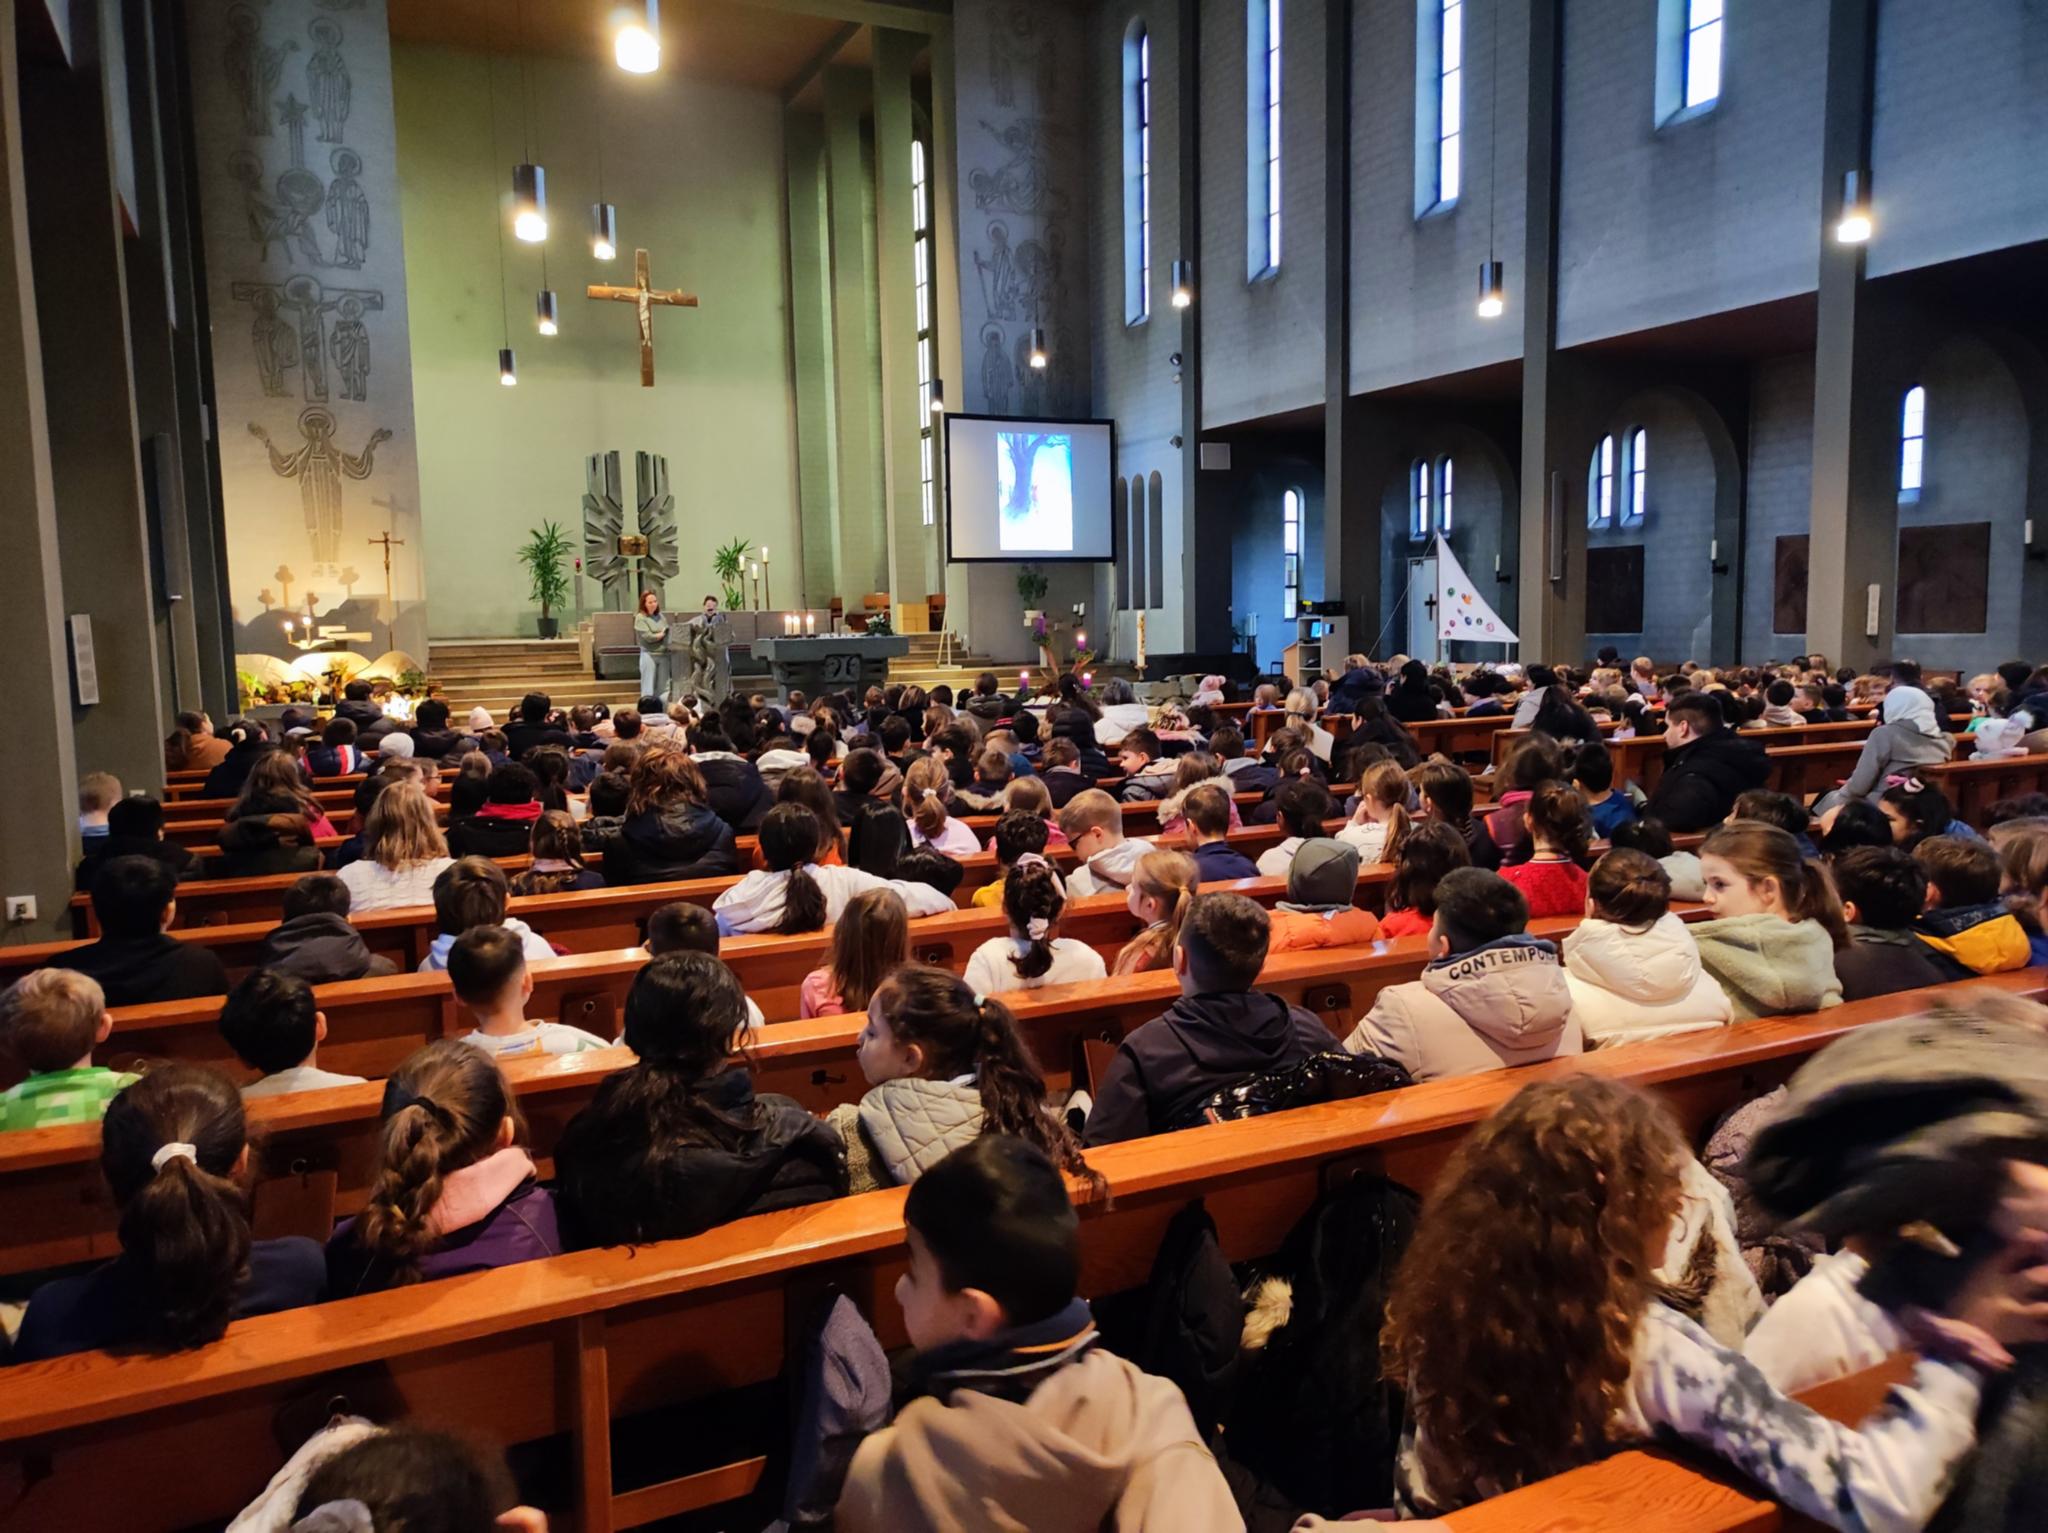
top-left (1226, 1173), bottom-right (1421, 1517)
top-left (1168, 1050), bottom-right (1414, 1132)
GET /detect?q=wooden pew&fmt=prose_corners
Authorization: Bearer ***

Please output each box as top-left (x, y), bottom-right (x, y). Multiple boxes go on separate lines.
top-left (1926, 752), bottom-right (2048, 825)
top-left (2, 972), bottom-right (2024, 1532)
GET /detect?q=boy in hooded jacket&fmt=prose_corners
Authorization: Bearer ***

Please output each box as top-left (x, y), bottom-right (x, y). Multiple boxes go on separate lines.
top-left (1912, 835), bottom-right (2034, 977)
top-left (1083, 893), bottom-right (1334, 1145)
top-left (1561, 849), bottom-right (1731, 1047)
top-left (1058, 790), bottom-right (1158, 898)
top-left (1342, 867), bottom-right (1581, 1081)
top-left (836, 1134), bottom-right (1242, 1533)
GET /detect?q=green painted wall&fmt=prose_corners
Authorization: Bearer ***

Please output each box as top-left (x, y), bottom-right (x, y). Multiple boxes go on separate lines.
top-left (393, 45), bottom-right (799, 637)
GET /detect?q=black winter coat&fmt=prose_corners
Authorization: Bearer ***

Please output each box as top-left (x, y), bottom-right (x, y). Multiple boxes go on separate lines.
top-left (606, 800), bottom-right (738, 884)
top-left (693, 753), bottom-right (775, 834)
top-left (1644, 729), bottom-right (1771, 832)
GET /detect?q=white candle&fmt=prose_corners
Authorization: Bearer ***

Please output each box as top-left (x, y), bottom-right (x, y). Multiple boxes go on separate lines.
top-left (1136, 612), bottom-right (1147, 668)
top-left (805, 612), bottom-right (815, 634)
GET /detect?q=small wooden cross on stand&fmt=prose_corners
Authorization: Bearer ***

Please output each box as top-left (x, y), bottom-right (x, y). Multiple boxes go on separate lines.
top-left (586, 248), bottom-right (698, 387)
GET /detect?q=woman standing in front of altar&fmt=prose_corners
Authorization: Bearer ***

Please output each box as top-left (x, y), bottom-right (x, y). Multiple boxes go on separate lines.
top-left (635, 589), bottom-right (672, 704)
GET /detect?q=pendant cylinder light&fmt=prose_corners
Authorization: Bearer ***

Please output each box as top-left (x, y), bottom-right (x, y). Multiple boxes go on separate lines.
top-left (1476, 259), bottom-right (1506, 319)
top-left (614, 1), bottom-right (661, 72)
top-left (1027, 328), bottom-right (1048, 370)
top-left (1170, 258), bottom-right (1194, 309)
top-left (930, 377), bottom-right (946, 414)
top-left (1836, 169), bottom-right (1873, 244)
top-left (512, 162), bottom-right (547, 242)
top-left (536, 288), bottom-right (558, 336)
top-left (591, 202), bottom-right (618, 261)
top-left (499, 347), bottom-right (519, 386)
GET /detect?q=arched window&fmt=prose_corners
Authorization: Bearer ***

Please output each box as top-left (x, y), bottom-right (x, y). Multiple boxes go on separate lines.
top-left (1437, 456), bottom-right (1454, 532)
top-left (1415, 0), bottom-right (1462, 214)
top-left (1587, 434), bottom-right (1615, 528)
top-left (1282, 488), bottom-right (1301, 619)
top-left (1900, 385), bottom-right (1926, 497)
top-left (1147, 470), bottom-right (1166, 608)
top-left (1123, 24), bottom-right (1153, 325)
top-left (1410, 458), bottom-right (1434, 539)
top-left (911, 137), bottom-right (938, 526)
top-left (1622, 428), bottom-right (1647, 527)
top-left (1247, 0), bottom-right (1282, 277)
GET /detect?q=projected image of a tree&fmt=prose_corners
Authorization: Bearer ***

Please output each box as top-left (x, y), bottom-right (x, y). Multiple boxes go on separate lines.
top-left (1004, 432), bottom-right (1053, 523)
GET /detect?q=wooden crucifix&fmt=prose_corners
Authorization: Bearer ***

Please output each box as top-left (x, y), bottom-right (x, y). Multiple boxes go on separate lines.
top-left (586, 248), bottom-right (698, 387)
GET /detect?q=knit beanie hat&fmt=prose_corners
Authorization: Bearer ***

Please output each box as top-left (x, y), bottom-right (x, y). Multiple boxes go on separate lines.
top-left (1279, 838), bottom-right (1359, 913)
top-left (468, 706), bottom-right (495, 733)
top-left (375, 732), bottom-right (415, 759)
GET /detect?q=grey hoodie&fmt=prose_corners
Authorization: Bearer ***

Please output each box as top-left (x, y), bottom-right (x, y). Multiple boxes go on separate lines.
top-left (1343, 934), bottom-right (1581, 1082)
top-left (826, 1077), bottom-right (985, 1194)
top-left (1065, 835), bottom-right (1157, 897)
top-left (1689, 912), bottom-right (1843, 1021)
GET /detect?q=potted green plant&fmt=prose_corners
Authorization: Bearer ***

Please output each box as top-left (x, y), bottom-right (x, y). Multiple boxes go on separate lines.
top-left (713, 537), bottom-right (751, 610)
top-left (1016, 564), bottom-right (1049, 628)
top-left (517, 520), bottom-right (574, 638)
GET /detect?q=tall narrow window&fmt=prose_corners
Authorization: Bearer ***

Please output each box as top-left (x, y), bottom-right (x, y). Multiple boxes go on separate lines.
top-left (1124, 25), bottom-right (1153, 324)
top-left (1247, 0), bottom-right (1282, 277)
top-left (1683, 0), bottom-right (1722, 110)
top-left (1437, 457), bottom-right (1454, 533)
top-left (1900, 385), bottom-right (1926, 497)
top-left (1414, 0), bottom-right (1462, 214)
top-left (911, 138), bottom-right (937, 526)
top-left (1282, 488), bottom-right (1301, 619)
top-left (1623, 429), bottom-right (1647, 526)
top-left (1438, 1), bottom-right (1462, 202)
top-left (1411, 459), bottom-right (1434, 539)
top-left (1588, 435), bottom-right (1615, 528)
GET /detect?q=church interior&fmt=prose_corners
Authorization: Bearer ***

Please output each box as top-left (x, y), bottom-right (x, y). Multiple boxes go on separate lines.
top-left (5, 0), bottom-right (2048, 1527)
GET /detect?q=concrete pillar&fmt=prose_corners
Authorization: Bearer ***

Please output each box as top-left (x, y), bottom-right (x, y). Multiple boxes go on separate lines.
top-left (21, 1), bottom-right (167, 795)
top-left (925, 20), bottom-right (963, 607)
top-left (785, 110), bottom-right (840, 608)
top-left (0, 0), bottom-right (85, 940)
top-left (870, 28), bottom-right (927, 611)
top-left (823, 67), bottom-right (888, 603)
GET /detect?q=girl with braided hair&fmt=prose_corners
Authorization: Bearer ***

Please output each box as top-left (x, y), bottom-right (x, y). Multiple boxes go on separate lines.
top-left (962, 857), bottom-right (1107, 995)
top-left (827, 963), bottom-right (1103, 1196)
top-left (14, 1064), bottom-right (326, 1361)
top-left (324, 1040), bottom-right (559, 1294)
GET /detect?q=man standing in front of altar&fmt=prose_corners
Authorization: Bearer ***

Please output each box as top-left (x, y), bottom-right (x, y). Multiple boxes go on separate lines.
top-left (683, 594), bottom-right (725, 705)
top-left (635, 589), bottom-right (672, 704)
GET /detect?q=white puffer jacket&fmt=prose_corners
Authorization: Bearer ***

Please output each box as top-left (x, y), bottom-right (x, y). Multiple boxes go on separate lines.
top-left (1562, 913), bottom-right (1734, 1047)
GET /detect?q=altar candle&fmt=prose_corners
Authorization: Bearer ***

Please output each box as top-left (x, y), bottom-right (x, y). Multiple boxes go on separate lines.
top-left (1136, 612), bottom-right (1147, 669)
top-left (805, 612), bottom-right (815, 634)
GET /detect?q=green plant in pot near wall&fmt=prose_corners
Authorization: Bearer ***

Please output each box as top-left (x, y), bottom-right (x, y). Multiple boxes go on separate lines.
top-left (1016, 564), bottom-right (1050, 626)
top-left (713, 537), bottom-right (751, 610)
top-left (517, 520), bottom-right (574, 639)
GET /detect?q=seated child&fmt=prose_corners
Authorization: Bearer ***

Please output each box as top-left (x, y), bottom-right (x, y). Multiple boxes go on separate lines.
top-left (13, 1065), bottom-right (325, 1360)
top-left (715, 804), bottom-right (955, 933)
top-left (1376, 819), bottom-right (1473, 938)
top-left (1611, 815), bottom-right (1703, 900)
top-left (1573, 740), bottom-right (1639, 840)
top-left (1255, 775), bottom-right (1332, 878)
top-left (1913, 834), bottom-right (2033, 977)
top-left (1691, 823), bottom-right (1845, 1019)
top-left (1181, 782), bottom-right (1260, 882)
top-left (997, 773), bottom-right (1068, 849)
top-left (835, 1135), bottom-right (1237, 1530)
top-left (827, 965), bottom-right (1100, 1195)
top-left (219, 968), bottom-right (368, 1097)
top-left (73, 793), bottom-right (196, 890)
top-left (1413, 759), bottom-right (1500, 871)
top-left (284, 1425), bottom-right (546, 1533)
top-left (509, 809), bottom-right (606, 895)
top-left (1157, 754), bottom-right (1240, 839)
top-left (1497, 781), bottom-right (1594, 919)
top-left (255, 872), bottom-right (398, 984)
top-left (906, 756), bottom-right (981, 856)
top-left (1989, 817), bottom-right (2048, 965)
top-left (1732, 788), bottom-right (1820, 859)
top-left (1337, 760), bottom-right (1412, 865)
top-left (417, 857), bottom-right (559, 972)
top-left (1057, 789), bottom-right (1156, 897)
top-left (1267, 838), bottom-right (1382, 951)
top-left (1343, 867), bottom-right (1580, 1082)
top-left (1831, 846), bottom-right (1955, 1000)
top-left (325, 1039), bottom-right (560, 1293)
top-left (449, 925), bottom-right (610, 1058)
top-left (78, 769), bottom-right (120, 842)
top-left (1562, 849), bottom-right (1732, 1047)
top-left (1213, 724), bottom-right (1278, 795)
top-left (1111, 849), bottom-right (1199, 976)
top-left (1114, 728), bottom-right (1179, 803)
top-left (304, 717), bottom-right (365, 778)
top-left (972, 809), bottom-right (1051, 909)
top-left (963, 859), bottom-right (1110, 995)
top-left (1084, 892), bottom-right (1333, 1144)
top-left (800, 888), bottom-right (909, 1019)
top-left (0, 969), bottom-right (134, 1131)
top-left (62, 854), bottom-right (230, 1005)
top-left (553, 953), bottom-right (846, 1247)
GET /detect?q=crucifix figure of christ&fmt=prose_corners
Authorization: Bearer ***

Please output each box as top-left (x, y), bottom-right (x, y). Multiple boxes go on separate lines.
top-left (586, 248), bottom-right (697, 387)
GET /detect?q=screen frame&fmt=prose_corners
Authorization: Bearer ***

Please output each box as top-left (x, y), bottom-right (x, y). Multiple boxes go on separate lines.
top-left (941, 411), bottom-right (1121, 565)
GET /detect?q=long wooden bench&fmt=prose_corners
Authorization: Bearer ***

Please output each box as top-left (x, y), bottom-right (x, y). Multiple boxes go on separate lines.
top-left (1, 972), bottom-right (2024, 1531)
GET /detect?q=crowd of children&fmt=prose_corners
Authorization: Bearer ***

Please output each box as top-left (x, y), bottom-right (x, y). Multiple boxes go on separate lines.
top-left (10, 656), bottom-right (2048, 1527)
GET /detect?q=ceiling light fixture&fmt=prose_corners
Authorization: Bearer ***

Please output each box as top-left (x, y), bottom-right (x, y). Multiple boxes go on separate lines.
top-left (1836, 169), bottom-right (1873, 245)
top-left (614, 1), bottom-right (661, 73)
top-left (1027, 328), bottom-right (1048, 370)
top-left (1170, 258), bottom-right (1194, 309)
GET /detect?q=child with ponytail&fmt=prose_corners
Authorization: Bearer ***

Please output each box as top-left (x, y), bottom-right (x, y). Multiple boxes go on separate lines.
top-left (1497, 781), bottom-right (1595, 919)
top-left (827, 963), bottom-right (1101, 1195)
top-left (962, 858), bottom-right (1108, 995)
top-left (325, 1040), bottom-right (560, 1294)
top-left (1376, 819), bottom-right (1474, 938)
top-left (904, 755), bottom-right (981, 857)
top-left (14, 1065), bottom-right (326, 1361)
top-left (1337, 759), bottom-right (1413, 865)
top-left (1112, 849), bottom-right (1199, 975)
top-left (1691, 822), bottom-right (1846, 1019)
top-left (800, 887), bottom-right (911, 1017)
top-left (714, 803), bottom-right (954, 934)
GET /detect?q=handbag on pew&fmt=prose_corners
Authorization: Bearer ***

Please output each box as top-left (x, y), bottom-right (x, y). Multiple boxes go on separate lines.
top-left (1169, 1051), bottom-right (1414, 1131)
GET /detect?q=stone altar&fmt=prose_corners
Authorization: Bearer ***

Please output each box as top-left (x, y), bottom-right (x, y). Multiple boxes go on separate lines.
top-left (752, 635), bottom-right (910, 700)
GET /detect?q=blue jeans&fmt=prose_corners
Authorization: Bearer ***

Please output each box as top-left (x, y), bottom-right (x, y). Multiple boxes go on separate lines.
top-left (638, 649), bottom-right (671, 703)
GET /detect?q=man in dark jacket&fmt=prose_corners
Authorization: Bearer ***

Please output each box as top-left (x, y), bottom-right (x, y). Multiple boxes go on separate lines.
top-left (446, 763), bottom-right (544, 858)
top-left (687, 720), bottom-right (774, 833)
top-left (1085, 893), bottom-right (1333, 1145)
top-left (256, 873), bottom-right (398, 984)
top-left (504, 692), bottom-right (575, 759)
top-left (1643, 694), bottom-right (1770, 832)
top-left (60, 856), bottom-right (229, 1006)
top-left (73, 797), bottom-right (196, 891)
